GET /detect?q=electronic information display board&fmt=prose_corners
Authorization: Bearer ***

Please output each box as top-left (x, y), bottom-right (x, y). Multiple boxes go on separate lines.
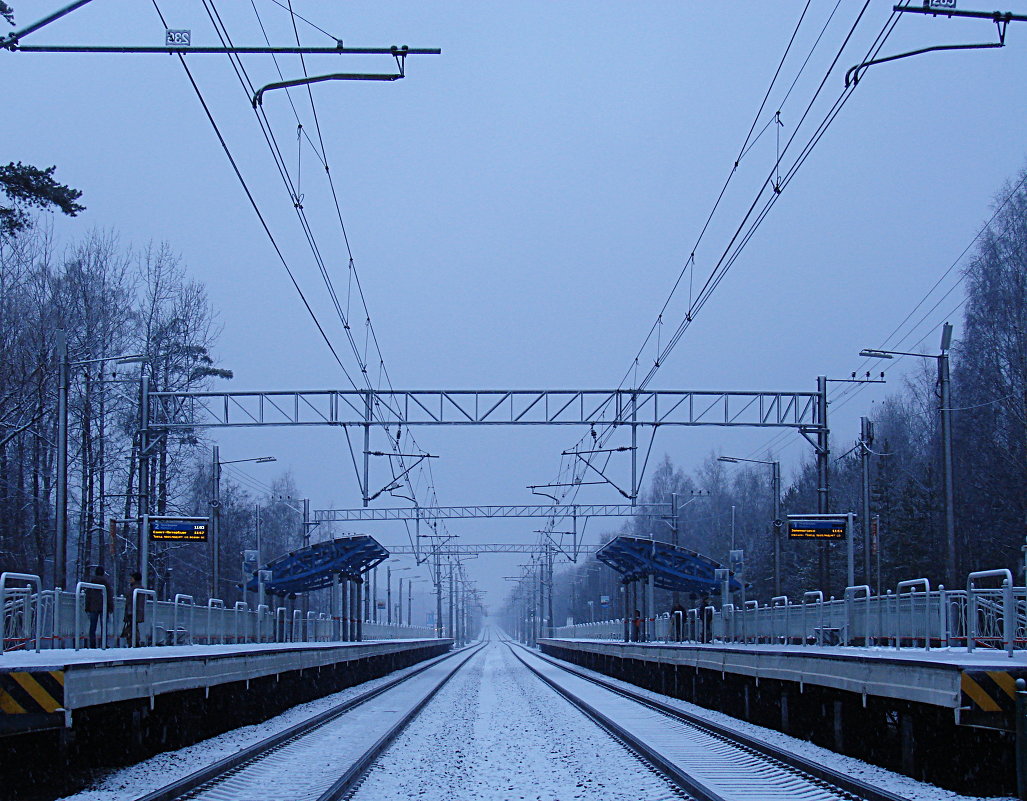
top-left (787, 519), bottom-right (846, 540)
top-left (149, 519), bottom-right (208, 541)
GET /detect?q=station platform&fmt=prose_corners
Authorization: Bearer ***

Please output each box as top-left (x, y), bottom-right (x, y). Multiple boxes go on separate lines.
top-left (0, 638), bottom-right (452, 738)
top-left (540, 638), bottom-right (1025, 730)
top-left (540, 637), bottom-right (1024, 792)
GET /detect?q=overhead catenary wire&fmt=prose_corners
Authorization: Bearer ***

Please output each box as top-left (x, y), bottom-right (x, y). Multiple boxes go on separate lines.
top-left (210, 0), bottom-right (452, 548)
top-left (151, 0), bottom-right (449, 549)
top-left (548, 3), bottom-right (903, 516)
top-left (748, 165), bottom-right (1027, 461)
top-left (147, 1), bottom-right (361, 396)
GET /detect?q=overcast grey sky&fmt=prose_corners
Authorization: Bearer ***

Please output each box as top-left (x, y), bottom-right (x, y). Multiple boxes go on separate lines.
top-left (6, 1), bottom-right (1026, 608)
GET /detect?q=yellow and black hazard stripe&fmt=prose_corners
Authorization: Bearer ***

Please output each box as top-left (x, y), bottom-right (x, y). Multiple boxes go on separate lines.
top-left (960, 669), bottom-right (1023, 731)
top-left (0, 670), bottom-right (64, 715)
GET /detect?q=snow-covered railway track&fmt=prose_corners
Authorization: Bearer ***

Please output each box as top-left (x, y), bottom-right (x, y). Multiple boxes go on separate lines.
top-left (131, 641), bottom-right (487, 801)
top-left (510, 642), bottom-right (912, 801)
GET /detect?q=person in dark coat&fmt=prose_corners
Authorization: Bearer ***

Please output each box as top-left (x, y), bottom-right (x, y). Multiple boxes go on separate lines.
top-left (120, 571), bottom-right (146, 646)
top-left (84, 566), bottom-right (114, 648)
top-left (631, 609), bottom-right (643, 642)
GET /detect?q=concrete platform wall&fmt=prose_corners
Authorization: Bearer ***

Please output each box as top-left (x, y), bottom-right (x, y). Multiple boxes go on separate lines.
top-left (539, 638), bottom-right (1014, 796)
top-left (1, 639), bottom-right (451, 799)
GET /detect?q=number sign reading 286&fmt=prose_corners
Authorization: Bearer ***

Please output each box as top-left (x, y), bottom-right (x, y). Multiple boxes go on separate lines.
top-left (165, 29), bottom-right (191, 47)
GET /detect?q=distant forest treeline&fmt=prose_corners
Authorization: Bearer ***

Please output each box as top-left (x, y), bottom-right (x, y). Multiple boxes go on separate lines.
top-left (549, 165), bottom-right (1027, 622)
top-left (0, 225), bottom-right (315, 600)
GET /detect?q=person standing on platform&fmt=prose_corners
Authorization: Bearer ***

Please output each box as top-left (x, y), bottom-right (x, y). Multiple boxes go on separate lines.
top-left (631, 609), bottom-right (643, 642)
top-left (84, 566), bottom-right (113, 648)
top-left (121, 571), bottom-right (145, 646)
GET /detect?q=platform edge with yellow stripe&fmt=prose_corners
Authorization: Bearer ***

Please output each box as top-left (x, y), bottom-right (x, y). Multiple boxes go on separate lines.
top-left (0, 668), bottom-right (65, 735)
top-left (959, 668), bottom-right (1026, 731)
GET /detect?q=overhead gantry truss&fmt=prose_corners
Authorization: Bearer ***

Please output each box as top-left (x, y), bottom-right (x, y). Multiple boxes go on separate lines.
top-left (313, 503), bottom-right (671, 523)
top-left (148, 388), bottom-right (822, 429)
top-left (144, 382), bottom-right (829, 510)
top-left (382, 543), bottom-right (601, 557)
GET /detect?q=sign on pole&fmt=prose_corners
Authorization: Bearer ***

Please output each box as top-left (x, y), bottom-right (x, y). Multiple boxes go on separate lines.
top-left (787, 518), bottom-right (846, 540)
top-left (149, 517), bottom-right (209, 541)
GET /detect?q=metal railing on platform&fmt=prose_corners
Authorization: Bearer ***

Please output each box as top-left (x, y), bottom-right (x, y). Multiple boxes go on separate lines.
top-left (1, 572), bottom-right (435, 653)
top-left (551, 568), bottom-right (1026, 657)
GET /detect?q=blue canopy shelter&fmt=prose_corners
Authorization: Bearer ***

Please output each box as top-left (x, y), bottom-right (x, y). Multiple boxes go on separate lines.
top-left (244, 535), bottom-right (388, 596)
top-left (595, 535), bottom-right (742, 595)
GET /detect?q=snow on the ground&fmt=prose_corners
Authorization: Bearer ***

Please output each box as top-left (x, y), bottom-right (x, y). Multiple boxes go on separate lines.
top-left (544, 647), bottom-right (1015, 801)
top-left (54, 651), bottom-right (453, 801)
top-left (352, 640), bottom-right (683, 801)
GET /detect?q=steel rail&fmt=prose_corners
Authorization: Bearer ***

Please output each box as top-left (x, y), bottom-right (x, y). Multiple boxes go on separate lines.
top-left (316, 637), bottom-right (489, 800)
top-left (511, 641), bottom-right (911, 801)
top-left (131, 641), bottom-right (483, 801)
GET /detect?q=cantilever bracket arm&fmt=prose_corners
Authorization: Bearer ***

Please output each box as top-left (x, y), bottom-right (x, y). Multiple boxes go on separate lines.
top-left (798, 426), bottom-right (828, 455)
top-left (845, 19), bottom-right (1008, 87)
top-left (0, 0), bottom-right (96, 50)
top-left (253, 71), bottom-right (403, 106)
top-left (572, 452), bottom-right (635, 500)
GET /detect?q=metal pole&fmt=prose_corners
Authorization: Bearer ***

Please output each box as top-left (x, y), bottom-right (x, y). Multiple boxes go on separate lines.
top-left (630, 392), bottom-right (638, 506)
top-left (940, 349), bottom-right (957, 589)
top-left (330, 573), bottom-right (339, 640)
top-left (846, 511), bottom-right (855, 588)
top-left (875, 514), bottom-right (882, 596)
top-left (301, 498), bottom-right (310, 628)
top-left (1017, 678), bottom-right (1027, 800)
top-left (211, 445), bottom-right (220, 599)
top-left (860, 418), bottom-right (872, 586)
top-left (622, 579), bottom-right (629, 642)
top-left (458, 569), bottom-right (464, 643)
top-left (341, 576), bottom-right (350, 640)
top-left (397, 577), bottom-right (403, 625)
top-left (647, 572), bottom-right (655, 642)
top-left (139, 373), bottom-right (150, 589)
top-left (448, 562), bottom-right (455, 640)
top-left (817, 375), bottom-right (830, 590)
top-left (362, 391), bottom-right (371, 507)
top-left (772, 461), bottom-right (782, 597)
top-left (435, 552), bottom-right (443, 638)
top-left (547, 546), bottom-right (554, 639)
top-left (56, 329), bottom-right (68, 589)
top-left (408, 579), bottom-right (413, 627)
top-left (255, 505), bottom-right (265, 611)
top-left (355, 578), bottom-right (363, 641)
top-left (387, 565), bottom-right (392, 625)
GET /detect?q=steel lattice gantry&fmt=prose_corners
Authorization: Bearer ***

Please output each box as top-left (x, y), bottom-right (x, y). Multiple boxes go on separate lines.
top-left (148, 388), bottom-right (821, 428)
top-left (380, 543), bottom-right (600, 556)
top-left (142, 382), bottom-right (830, 513)
top-left (312, 503), bottom-right (670, 523)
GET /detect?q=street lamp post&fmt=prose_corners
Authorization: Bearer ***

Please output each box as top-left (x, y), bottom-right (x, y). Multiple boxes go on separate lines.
top-left (860, 322), bottom-right (955, 587)
top-left (718, 456), bottom-right (782, 596)
top-left (211, 450), bottom-right (275, 598)
top-left (54, 330), bottom-right (146, 589)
